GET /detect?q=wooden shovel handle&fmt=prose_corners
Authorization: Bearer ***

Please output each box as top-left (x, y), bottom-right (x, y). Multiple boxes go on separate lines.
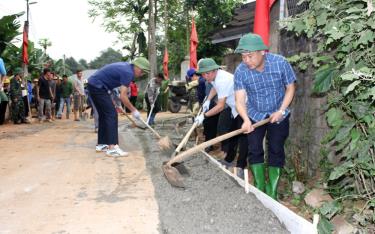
top-left (167, 117), bottom-right (270, 166)
top-left (173, 106), bottom-right (203, 154)
top-left (140, 118), bottom-right (162, 138)
top-left (174, 122), bottom-right (198, 154)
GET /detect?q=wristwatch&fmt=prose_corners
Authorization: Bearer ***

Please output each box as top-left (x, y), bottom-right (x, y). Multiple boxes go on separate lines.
top-left (279, 109), bottom-right (286, 116)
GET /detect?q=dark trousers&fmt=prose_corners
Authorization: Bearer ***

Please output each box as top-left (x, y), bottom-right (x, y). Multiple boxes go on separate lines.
top-left (217, 107), bottom-right (232, 152)
top-left (87, 84), bottom-right (118, 145)
top-left (23, 96), bottom-right (29, 117)
top-left (223, 116), bottom-right (248, 169)
top-left (130, 96), bottom-right (137, 106)
top-left (0, 101), bottom-right (8, 125)
top-left (203, 102), bottom-right (219, 141)
top-left (247, 115), bottom-right (290, 168)
top-left (145, 93), bottom-right (160, 118)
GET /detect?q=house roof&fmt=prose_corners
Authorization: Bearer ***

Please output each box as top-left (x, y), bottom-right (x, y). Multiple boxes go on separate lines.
top-left (211, 2), bottom-right (256, 48)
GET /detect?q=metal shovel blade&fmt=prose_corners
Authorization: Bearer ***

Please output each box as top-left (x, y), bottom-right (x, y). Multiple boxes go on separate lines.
top-left (162, 163), bottom-right (185, 188)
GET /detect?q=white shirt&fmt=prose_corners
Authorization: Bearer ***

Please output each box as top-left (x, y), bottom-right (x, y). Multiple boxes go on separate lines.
top-left (211, 69), bottom-right (238, 118)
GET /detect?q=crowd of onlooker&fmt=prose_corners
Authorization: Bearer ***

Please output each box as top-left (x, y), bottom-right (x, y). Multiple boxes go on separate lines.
top-left (0, 56), bottom-right (95, 125)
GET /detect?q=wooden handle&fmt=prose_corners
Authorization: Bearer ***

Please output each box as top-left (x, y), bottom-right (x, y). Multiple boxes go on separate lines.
top-left (173, 105), bottom-right (204, 154)
top-left (140, 118), bottom-right (161, 138)
top-left (174, 122), bottom-right (198, 154)
top-left (167, 117), bottom-right (270, 166)
top-left (124, 112), bottom-right (138, 126)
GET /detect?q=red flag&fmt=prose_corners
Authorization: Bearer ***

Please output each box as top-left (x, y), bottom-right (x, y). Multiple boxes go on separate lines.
top-left (253, 0), bottom-right (276, 46)
top-left (189, 17), bottom-right (198, 69)
top-left (163, 48), bottom-right (169, 80)
top-left (22, 22), bottom-right (29, 65)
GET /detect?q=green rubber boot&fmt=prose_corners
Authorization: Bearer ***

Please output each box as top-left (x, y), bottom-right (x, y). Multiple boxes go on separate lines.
top-left (265, 166), bottom-right (281, 200)
top-left (250, 163), bottom-right (266, 192)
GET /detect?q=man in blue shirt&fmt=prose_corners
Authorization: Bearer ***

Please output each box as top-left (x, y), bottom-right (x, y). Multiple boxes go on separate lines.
top-left (87, 57), bottom-right (150, 157)
top-left (234, 33), bottom-right (296, 200)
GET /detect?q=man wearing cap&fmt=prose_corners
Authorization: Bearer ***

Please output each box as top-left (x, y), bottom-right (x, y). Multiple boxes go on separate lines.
top-left (234, 33), bottom-right (296, 200)
top-left (185, 68), bottom-right (200, 115)
top-left (195, 58), bottom-right (248, 178)
top-left (87, 57), bottom-right (150, 157)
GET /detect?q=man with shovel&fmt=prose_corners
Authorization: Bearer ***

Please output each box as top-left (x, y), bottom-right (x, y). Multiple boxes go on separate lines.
top-left (195, 58), bottom-right (248, 178)
top-left (234, 33), bottom-right (296, 200)
top-left (145, 73), bottom-right (163, 125)
top-left (87, 57), bottom-right (150, 157)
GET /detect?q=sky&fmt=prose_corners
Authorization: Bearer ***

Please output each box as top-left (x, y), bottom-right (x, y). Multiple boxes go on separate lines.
top-left (0, 0), bottom-right (121, 62)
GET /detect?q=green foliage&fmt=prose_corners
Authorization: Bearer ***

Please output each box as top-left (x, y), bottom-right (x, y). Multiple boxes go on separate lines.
top-left (186, 0), bottom-right (243, 63)
top-left (0, 13), bottom-right (22, 56)
top-left (89, 48), bottom-right (123, 69)
top-left (283, 0), bottom-right (375, 231)
top-left (317, 216), bottom-right (334, 234)
top-left (88, 0), bottom-right (149, 59)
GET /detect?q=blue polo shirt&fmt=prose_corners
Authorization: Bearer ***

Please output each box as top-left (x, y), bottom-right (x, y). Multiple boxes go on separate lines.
top-left (88, 62), bottom-right (134, 91)
top-left (234, 53), bottom-right (296, 122)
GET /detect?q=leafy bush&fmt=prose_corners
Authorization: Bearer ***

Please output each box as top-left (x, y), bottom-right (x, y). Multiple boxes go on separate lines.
top-left (283, 0), bottom-right (375, 232)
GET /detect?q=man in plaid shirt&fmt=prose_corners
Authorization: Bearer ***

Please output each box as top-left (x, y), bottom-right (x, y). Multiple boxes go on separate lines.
top-left (234, 33), bottom-right (297, 200)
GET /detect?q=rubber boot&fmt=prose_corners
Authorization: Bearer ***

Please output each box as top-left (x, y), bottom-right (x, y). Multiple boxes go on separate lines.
top-left (265, 166), bottom-right (281, 200)
top-left (250, 163), bottom-right (266, 192)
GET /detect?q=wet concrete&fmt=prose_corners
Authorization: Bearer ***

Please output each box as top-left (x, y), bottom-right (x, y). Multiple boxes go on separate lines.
top-left (126, 120), bottom-right (289, 234)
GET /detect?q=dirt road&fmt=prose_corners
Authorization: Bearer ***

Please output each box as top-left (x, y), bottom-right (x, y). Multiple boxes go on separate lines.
top-left (0, 114), bottom-right (288, 234)
top-left (0, 118), bottom-right (159, 233)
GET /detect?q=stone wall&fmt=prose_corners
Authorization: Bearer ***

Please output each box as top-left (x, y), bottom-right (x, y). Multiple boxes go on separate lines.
top-left (279, 31), bottom-right (329, 177)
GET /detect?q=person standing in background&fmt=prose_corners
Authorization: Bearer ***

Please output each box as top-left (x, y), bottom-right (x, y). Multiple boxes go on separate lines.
top-left (37, 68), bottom-right (53, 123)
top-left (73, 70), bottom-right (85, 121)
top-left (129, 80), bottom-right (138, 108)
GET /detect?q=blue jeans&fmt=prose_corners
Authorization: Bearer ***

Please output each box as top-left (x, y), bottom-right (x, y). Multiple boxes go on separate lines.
top-left (57, 97), bottom-right (71, 117)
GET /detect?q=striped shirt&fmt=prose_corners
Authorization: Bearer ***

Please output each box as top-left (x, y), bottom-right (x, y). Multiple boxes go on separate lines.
top-left (234, 53), bottom-right (296, 122)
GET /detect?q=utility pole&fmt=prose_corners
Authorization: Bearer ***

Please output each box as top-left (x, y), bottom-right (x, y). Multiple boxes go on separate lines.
top-left (22, 0), bottom-right (37, 120)
top-left (63, 54), bottom-right (66, 75)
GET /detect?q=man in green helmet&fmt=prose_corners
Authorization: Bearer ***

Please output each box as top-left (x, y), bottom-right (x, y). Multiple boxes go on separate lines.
top-left (234, 33), bottom-right (297, 200)
top-left (87, 57), bottom-right (150, 157)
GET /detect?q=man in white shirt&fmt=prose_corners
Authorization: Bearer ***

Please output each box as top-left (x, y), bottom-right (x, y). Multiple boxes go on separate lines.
top-left (73, 69), bottom-right (85, 121)
top-left (195, 58), bottom-right (248, 178)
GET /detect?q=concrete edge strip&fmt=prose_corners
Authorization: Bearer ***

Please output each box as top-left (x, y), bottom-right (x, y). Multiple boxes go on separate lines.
top-left (200, 150), bottom-right (318, 234)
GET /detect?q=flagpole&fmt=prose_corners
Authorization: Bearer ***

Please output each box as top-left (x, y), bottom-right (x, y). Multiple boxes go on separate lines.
top-left (23, 0), bottom-right (37, 120)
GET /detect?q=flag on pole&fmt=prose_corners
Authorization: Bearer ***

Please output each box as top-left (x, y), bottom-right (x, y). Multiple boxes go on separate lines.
top-left (253, 0), bottom-right (276, 46)
top-left (189, 17), bottom-right (198, 69)
top-left (163, 48), bottom-right (169, 80)
top-left (22, 22), bottom-right (29, 65)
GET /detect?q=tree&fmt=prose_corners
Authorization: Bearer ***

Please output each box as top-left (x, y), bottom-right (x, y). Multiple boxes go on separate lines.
top-left (64, 57), bottom-right (80, 73)
top-left (88, 0), bottom-right (149, 60)
top-left (78, 59), bottom-right (89, 69)
top-left (0, 13), bottom-right (22, 56)
top-left (89, 48), bottom-right (123, 69)
top-left (186, 0), bottom-right (243, 63)
top-left (38, 38), bottom-right (52, 55)
top-left (148, 0), bottom-right (157, 78)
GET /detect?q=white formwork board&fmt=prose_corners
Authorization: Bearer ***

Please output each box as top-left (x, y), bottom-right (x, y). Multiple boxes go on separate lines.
top-left (200, 150), bottom-right (317, 234)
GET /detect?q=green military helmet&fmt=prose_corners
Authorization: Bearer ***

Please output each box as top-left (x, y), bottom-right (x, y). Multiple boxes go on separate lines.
top-left (234, 33), bottom-right (268, 53)
top-left (196, 58), bottom-right (220, 74)
top-left (132, 57), bottom-right (150, 73)
top-left (13, 67), bottom-right (23, 76)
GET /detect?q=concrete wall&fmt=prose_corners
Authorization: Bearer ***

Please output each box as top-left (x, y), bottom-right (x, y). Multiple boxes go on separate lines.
top-left (280, 32), bottom-right (328, 177)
